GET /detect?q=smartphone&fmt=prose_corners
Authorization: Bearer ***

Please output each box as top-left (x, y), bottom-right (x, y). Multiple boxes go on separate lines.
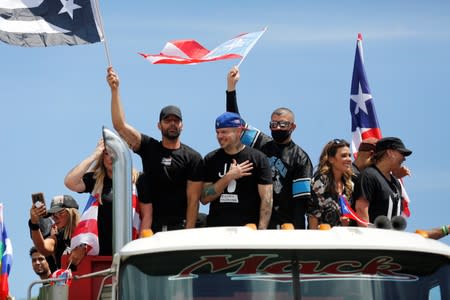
top-left (31, 192), bottom-right (45, 208)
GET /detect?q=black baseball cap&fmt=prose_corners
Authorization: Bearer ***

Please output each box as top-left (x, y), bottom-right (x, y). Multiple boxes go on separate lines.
top-left (375, 137), bottom-right (412, 156)
top-left (159, 105), bottom-right (182, 121)
top-left (47, 195), bottom-right (79, 214)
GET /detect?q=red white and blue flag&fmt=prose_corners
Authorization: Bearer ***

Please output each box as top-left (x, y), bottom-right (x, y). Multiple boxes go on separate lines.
top-left (140, 28), bottom-right (266, 65)
top-left (349, 33), bottom-right (410, 217)
top-left (339, 195), bottom-right (369, 226)
top-left (0, 204), bottom-right (12, 300)
top-left (71, 186), bottom-right (141, 255)
top-left (350, 33), bottom-right (382, 157)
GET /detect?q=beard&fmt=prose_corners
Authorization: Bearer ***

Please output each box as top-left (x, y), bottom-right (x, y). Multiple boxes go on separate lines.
top-left (162, 128), bottom-right (181, 140)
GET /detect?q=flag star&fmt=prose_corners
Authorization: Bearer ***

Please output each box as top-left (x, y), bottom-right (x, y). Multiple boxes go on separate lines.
top-left (59, 0), bottom-right (82, 19)
top-left (351, 83), bottom-right (372, 115)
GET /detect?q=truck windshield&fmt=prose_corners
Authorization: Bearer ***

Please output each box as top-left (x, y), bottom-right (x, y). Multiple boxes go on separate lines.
top-left (119, 249), bottom-right (450, 300)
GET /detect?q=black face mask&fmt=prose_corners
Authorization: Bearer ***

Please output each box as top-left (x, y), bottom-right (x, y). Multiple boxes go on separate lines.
top-left (271, 130), bottom-right (291, 143)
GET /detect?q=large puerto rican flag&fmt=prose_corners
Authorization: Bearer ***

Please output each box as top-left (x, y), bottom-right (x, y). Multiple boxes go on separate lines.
top-left (71, 186), bottom-right (141, 255)
top-left (349, 33), bottom-right (410, 217)
top-left (350, 33), bottom-right (382, 156)
top-left (140, 28), bottom-right (266, 65)
top-left (0, 0), bottom-right (103, 47)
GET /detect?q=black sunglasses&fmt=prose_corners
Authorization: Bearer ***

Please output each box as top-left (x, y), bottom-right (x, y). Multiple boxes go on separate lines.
top-left (331, 139), bottom-right (348, 145)
top-left (269, 121), bottom-right (291, 129)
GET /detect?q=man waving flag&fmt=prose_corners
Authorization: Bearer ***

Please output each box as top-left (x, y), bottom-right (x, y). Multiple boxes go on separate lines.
top-left (0, 0), bottom-right (104, 47)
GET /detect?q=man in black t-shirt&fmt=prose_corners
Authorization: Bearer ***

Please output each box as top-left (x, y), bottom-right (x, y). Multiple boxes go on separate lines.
top-left (107, 67), bottom-right (204, 233)
top-left (202, 112), bottom-right (273, 229)
top-left (225, 67), bottom-right (313, 229)
top-left (353, 137), bottom-right (412, 225)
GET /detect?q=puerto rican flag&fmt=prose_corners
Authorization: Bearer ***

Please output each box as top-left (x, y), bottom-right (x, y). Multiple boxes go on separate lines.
top-left (0, 0), bottom-right (103, 47)
top-left (140, 28), bottom-right (266, 65)
top-left (339, 195), bottom-right (369, 226)
top-left (349, 33), bottom-right (410, 217)
top-left (71, 186), bottom-right (141, 255)
top-left (350, 33), bottom-right (382, 156)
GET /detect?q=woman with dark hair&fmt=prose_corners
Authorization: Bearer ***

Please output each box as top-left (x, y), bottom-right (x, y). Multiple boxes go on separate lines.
top-left (307, 139), bottom-right (353, 229)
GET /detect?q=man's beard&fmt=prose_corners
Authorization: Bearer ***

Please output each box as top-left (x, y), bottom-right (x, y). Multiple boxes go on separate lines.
top-left (163, 128), bottom-right (181, 140)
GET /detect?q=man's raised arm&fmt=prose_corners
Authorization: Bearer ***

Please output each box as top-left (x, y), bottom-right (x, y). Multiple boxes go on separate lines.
top-left (107, 66), bottom-right (142, 151)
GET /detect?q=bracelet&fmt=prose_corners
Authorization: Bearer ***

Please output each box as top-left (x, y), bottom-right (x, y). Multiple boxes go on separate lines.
top-left (442, 225), bottom-right (449, 236)
top-left (28, 219), bottom-right (40, 231)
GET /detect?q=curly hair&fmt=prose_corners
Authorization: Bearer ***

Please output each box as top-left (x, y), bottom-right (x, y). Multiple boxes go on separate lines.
top-left (315, 139), bottom-right (353, 199)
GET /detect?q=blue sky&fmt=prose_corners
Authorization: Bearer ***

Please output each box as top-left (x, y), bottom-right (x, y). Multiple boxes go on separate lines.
top-left (1, 1), bottom-right (450, 298)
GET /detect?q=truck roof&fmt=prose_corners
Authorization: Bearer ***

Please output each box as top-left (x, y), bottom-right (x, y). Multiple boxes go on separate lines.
top-left (119, 226), bottom-right (450, 258)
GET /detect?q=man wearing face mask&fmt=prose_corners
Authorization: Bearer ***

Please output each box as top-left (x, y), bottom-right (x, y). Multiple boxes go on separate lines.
top-left (225, 66), bottom-right (313, 229)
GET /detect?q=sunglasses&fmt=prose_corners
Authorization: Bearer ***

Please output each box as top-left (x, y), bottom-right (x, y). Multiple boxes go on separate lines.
top-left (331, 139), bottom-right (348, 145)
top-left (269, 121), bottom-right (291, 129)
top-left (53, 209), bottom-right (68, 218)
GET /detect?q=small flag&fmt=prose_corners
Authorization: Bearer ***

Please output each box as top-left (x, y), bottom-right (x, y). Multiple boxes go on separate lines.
top-left (0, 0), bottom-right (104, 47)
top-left (140, 28), bottom-right (266, 65)
top-left (349, 33), bottom-right (382, 157)
top-left (0, 204), bottom-right (12, 300)
top-left (338, 195), bottom-right (369, 226)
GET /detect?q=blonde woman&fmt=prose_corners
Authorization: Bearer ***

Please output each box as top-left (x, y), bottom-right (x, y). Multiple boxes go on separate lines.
top-left (64, 139), bottom-right (149, 265)
top-left (307, 139), bottom-right (353, 229)
top-left (29, 195), bottom-right (80, 271)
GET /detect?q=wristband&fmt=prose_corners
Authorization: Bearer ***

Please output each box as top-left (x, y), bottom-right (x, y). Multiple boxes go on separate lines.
top-left (442, 225), bottom-right (449, 236)
top-left (28, 219), bottom-right (40, 231)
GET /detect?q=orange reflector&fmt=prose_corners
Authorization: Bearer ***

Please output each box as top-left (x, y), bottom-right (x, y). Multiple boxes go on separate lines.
top-left (281, 223), bottom-right (294, 230)
top-left (141, 229), bottom-right (154, 238)
top-left (245, 223), bottom-right (257, 230)
top-left (415, 229), bottom-right (429, 238)
top-left (319, 224), bottom-right (331, 230)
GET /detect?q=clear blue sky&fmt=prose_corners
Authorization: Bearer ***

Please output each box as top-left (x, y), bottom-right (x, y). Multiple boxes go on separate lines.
top-left (1, 1), bottom-right (449, 298)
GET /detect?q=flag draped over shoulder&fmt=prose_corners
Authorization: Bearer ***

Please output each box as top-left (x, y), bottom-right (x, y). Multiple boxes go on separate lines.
top-left (140, 28), bottom-right (266, 65)
top-left (0, 204), bottom-right (12, 300)
top-left (349, 33), bottom-right (411, 217)
top-left (71, 186), bottom-right (141, 255)
top-left (0, 0), bottom-right (103, 47)
top-left (350, 33), bottom-right (382, 156)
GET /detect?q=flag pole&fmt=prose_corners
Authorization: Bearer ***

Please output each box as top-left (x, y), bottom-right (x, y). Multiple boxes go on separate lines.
top-left (92, 0), bottom-right (112, 66)
top-left (236, 26), bottom-right (267, 68)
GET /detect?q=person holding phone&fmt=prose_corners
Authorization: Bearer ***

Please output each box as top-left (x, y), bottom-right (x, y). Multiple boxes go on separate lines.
top-left (29, 195), bottom-right (79, 271)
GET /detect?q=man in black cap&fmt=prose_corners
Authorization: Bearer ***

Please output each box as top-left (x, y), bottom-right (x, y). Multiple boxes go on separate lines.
top-left (107, 67), bottom-right (204, 233)
top-left (353, 137), bottom-right (412, 225)
top-left (201, 112), bottom-right (273, 229)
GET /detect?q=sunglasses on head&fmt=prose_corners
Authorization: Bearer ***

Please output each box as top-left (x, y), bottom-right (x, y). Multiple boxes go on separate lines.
top-left (331, 139), bottom-right (348, 145)
top-left (269, 121), bottom-right (291, 129)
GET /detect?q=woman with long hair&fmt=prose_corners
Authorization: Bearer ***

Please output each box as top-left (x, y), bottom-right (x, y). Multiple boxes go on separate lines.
top-left (64, 139), bottom-right (149, 265)
top-left (29, 195), bottom-right (80, 271)
top-left (307, 139), bottom-right (353, 229)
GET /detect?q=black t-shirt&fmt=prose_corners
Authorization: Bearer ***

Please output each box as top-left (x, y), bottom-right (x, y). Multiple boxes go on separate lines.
top-left (353, 165), bottom-right (403, 222)
top-left (136, 134), bottom-right (204, 226)
top-left (82, 172), bottom-right (113, 256)
top-left (204, 146), bottom-right (272, 227)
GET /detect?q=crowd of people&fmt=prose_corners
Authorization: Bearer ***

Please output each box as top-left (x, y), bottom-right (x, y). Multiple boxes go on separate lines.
top-left (26, 66), bottom-right (448, 282)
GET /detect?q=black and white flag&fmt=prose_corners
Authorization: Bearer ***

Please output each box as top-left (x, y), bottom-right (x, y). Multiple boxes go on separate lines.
top-left (0, 0), bottom-right (104, 47)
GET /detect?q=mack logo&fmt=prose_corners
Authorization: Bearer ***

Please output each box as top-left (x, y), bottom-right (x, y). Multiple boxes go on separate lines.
top-left (169, 254), bottom-right (417, 282)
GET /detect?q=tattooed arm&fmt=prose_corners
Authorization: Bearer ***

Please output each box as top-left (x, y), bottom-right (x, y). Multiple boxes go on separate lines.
top-left (257, 183), bottom-right (273, 229)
